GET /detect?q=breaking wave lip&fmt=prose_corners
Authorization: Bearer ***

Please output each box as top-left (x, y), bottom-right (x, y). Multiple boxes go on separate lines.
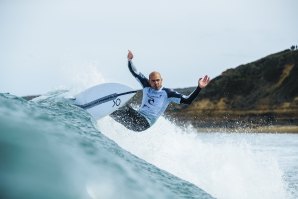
top-left (98, 116), bottom-right (291, 199)
top-left (0, 93), bottom-right (215, 199)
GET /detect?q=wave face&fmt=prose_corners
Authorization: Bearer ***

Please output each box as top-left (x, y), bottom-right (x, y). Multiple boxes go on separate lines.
top-left (0, 93), bottom-right (214, 199)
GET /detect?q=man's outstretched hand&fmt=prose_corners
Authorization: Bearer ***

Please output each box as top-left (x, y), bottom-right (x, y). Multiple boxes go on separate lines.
top-left (127, 50), bottom-right (134, 60)
top-left (198, 75), bottom-right (210, 88)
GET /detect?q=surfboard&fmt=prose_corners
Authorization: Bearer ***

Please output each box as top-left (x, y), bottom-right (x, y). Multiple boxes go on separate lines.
top-left (73, 83), bottom-right (137, 120)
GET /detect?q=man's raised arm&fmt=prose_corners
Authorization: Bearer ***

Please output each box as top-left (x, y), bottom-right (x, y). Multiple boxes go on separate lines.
top-left (180, 75), bottom-right (210, 104)
top-left (127, 50), bottom-right (150, 88)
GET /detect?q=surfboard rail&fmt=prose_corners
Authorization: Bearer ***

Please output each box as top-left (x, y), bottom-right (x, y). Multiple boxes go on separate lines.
top-left (77, 90), bottom-right (138, 109)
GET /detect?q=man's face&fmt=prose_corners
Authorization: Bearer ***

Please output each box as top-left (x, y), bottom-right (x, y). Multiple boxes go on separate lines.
top-left (149, 73), bottom-right (163, 90)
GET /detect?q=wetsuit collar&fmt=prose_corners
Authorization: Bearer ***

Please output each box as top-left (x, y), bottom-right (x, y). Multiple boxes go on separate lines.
top-left (151, 86), bottom-right (163, 91)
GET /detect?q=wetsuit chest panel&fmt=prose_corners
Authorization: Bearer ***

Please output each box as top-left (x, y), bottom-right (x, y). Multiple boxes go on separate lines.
top-left (138, 88), bottom-right (170, 122)
top-left (141, 88), bottom-right (167, 113)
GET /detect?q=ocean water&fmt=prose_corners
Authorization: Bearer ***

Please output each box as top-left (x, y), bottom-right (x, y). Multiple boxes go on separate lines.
top-left (0, 92), bottom-right (297, 199)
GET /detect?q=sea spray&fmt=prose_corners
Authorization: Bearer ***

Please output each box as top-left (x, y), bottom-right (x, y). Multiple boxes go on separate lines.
top-left (97, 116), bottom-right (289, 199)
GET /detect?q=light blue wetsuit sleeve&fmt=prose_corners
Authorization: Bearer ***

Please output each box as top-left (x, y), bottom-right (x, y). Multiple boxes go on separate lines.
top-left (128, 61), bottom-right (150, 88)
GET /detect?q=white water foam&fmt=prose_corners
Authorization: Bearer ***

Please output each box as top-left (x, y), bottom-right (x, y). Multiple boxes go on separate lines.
top-left (97, 116), bottom-right (289, 199)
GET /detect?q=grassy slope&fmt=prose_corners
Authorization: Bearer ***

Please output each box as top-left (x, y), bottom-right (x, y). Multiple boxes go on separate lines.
top-left (164, 49), bottom-right (298, 131)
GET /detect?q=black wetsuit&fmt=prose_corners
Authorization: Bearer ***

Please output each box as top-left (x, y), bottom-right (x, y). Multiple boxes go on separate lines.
top-left (110, 60), bottom-right (202, 132)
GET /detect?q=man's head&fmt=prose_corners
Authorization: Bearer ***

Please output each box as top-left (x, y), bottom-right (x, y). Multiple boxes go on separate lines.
top-left (149, 71), bottom-right (163, 90)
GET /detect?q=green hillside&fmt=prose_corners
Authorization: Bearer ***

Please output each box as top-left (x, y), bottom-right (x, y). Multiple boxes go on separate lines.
top-left (165, 49), bottom-right (298, 132)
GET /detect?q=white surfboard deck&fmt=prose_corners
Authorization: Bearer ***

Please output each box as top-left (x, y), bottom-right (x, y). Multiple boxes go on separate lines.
top-left (73, 83), bottom-right (137, 120)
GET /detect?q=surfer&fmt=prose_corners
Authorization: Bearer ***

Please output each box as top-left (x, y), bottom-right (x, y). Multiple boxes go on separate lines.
top-left (110, 50), bottom-right (210, 132)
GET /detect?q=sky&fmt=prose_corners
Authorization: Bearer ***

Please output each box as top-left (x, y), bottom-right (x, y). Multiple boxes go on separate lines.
top-left (1, 0), bottom-right (297, 96)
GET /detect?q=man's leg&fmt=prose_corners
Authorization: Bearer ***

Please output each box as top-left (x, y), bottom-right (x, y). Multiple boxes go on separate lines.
top-left (110, 106), bottom-right (150, 132)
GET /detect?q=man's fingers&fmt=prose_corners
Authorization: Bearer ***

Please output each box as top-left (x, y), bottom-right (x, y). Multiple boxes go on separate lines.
top-left (127, 50), bottom-right (133, 59)
top-left (198, 75), bottom-right (210, 88)
top-left (206, 76), bottom-right (210, 83)
top-left (201, 75), bottom-right (210, 84)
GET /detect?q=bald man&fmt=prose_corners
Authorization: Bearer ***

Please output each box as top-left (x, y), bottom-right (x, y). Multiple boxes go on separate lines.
top-left (110, 50), bottom-right (210, 132)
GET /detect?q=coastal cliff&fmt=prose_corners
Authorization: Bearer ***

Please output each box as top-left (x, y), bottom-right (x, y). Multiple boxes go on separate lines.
top-left (166, 49), bottom-right (298, 132)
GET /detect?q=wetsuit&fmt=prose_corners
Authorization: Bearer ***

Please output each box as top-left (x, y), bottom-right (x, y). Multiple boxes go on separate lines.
top-left (110, 60), bottom-right (201, 132)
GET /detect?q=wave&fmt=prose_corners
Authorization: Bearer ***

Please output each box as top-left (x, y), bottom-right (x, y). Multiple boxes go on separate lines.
top-left (0, 92), bottom-right (214, 199)
top-left (98, 112), bottom-right (290, 199)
